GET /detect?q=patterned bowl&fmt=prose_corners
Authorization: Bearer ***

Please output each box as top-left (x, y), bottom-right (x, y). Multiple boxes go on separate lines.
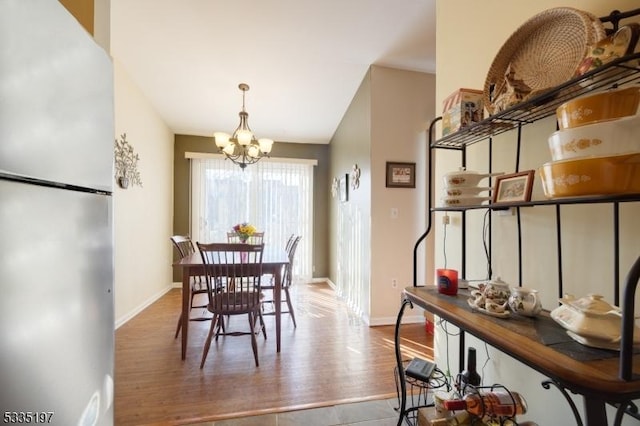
top-left (539, 153), bottom-right (640, 198)
top-left (555, 86), bottom-right (640, 130)
top-left (574, 24), bottom-right (640, 81)
top-left (548, 113), bottom-right (640, 161)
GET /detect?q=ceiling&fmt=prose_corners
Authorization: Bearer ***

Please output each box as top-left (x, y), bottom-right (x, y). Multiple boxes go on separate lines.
top-left (110, 0), bottom-right (436, 144)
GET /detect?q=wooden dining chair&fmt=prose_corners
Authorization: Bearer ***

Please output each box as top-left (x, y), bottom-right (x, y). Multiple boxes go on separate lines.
top-left (227, 231), bottom-right (265, 244)
top-left (171, 235), bottom-right (210, 338)
top-left (261, 234), bottom-right (293, 283)
top-left (262, 235), bottom-right (301, 327)
top-left (197, 242), bottom-right (266, 368)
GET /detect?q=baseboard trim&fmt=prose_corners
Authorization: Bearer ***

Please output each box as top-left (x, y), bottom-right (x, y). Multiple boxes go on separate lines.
top-left (369, 313), bottom-right (425, 326)
top-left (322, 278), bottom-right (425, 326)
top-left (115, 285), bottom-right (174, 329)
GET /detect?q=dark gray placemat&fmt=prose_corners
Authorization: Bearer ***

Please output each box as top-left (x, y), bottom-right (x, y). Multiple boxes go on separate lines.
top-left (533, 315), bottom-right (639, 361)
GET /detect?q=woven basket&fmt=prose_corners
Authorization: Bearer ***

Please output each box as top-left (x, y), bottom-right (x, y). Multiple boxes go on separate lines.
top-left (484, 7), bottom-right (606, 115)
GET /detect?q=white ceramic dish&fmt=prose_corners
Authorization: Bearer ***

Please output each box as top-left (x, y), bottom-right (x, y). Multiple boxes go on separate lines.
top-left (548, 114), bottom-right (640, 161)
top-left (444, 186), bottom-right (492, 197)
top-left (443, 168), bottom-right (504, 187)
top-left (566, 330), bottom-right (625, 351)
top-left (550, 294), bottom-right (640, 343)
top-left (441, 195), bottom-right (491, 207)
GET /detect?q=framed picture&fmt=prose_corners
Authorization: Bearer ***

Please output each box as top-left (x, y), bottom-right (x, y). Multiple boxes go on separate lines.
top-left (492, 170), bottom-right (535, 204)
top-left (339, 174), bottom-right (348, 202)
top-left (386, 162), bottom-right (416, 188)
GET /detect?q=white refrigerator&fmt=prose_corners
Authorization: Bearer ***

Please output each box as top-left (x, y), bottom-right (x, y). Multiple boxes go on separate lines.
top-left (0, 1), bottom-right (115, 425)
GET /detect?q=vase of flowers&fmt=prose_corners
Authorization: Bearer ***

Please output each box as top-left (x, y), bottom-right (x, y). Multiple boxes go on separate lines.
top-left (232, 222), bottom-right (257, 243)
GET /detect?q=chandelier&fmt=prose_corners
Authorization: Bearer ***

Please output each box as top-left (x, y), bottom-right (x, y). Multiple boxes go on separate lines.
top-left (213, 83), bottom-right (274, 169)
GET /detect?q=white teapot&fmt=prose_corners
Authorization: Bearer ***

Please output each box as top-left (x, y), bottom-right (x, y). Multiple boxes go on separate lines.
top-left (508, 287), bottom-right (542, 317)
top-left (470, 277), bottom-right (511, 313)
top-left (478, 277), bottom-right (510, 304)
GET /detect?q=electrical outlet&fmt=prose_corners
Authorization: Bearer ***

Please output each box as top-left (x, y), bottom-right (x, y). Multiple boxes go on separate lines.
top-left (442, 214), bottom-right (450, 225)
top-left (391, 278), bottom-right (398, 288)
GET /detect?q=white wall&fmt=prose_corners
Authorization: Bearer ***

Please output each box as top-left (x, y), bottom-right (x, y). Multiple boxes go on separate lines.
top-left (329, 70), bottom-right (372, 320)
top-left (112, 59), bottom-right (175, 326)
top-left (434, 1), bottom-right (640, 424)
top-left (329, 65), bottom-right (435, 324)
top-left (370, 66), bottom-right (436, 324)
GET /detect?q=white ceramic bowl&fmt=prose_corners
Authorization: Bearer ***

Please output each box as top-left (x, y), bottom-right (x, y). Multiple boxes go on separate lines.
top-left (548, 114), bottom-right (640, 161)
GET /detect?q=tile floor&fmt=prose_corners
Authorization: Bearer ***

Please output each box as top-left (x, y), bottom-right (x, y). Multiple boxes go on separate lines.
top-left (190, 397), bottom-right (406, 426)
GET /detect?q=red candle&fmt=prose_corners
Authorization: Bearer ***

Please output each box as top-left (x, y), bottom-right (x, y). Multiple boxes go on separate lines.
top-left (436, 268), bottom-right (458, 296)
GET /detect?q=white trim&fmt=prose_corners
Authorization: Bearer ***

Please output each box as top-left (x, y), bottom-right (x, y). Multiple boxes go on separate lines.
top-left (368, 314), bottom-right (425, 326)
top-left (185, 151), bottom-right (318, 166)
top-left (325, 278), bottom-right (426, 326)
top-left (115, 285), bottom-right (174, 329)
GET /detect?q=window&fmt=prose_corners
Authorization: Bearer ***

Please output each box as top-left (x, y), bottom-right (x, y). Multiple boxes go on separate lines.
top-left (188, 153), bottom-right (315, 280)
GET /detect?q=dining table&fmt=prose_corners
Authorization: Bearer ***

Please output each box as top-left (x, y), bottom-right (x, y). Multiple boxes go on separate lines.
top-left (173, 246), bottom-right (290, 360)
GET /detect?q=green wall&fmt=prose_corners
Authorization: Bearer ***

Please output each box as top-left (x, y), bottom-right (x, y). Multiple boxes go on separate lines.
top-left (172, 134), bottom-right (330, 281)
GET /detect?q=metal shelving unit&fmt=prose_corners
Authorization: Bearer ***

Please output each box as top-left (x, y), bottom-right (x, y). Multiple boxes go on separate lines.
top-left (432, 53), bottom-right (640, 150)
top-left (400, 12), bottom-right (640, 425)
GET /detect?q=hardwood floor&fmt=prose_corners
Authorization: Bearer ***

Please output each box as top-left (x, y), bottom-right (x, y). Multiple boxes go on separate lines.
top-left (115, 282), bottom-right (433, 425)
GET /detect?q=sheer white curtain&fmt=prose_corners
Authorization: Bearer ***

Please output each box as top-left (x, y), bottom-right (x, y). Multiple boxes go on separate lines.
top-left (187, 153), bottom-right (315, 281)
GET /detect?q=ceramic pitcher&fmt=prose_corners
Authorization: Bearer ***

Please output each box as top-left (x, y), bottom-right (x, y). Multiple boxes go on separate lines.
top-left (508, 287), bottom-right (542, 317)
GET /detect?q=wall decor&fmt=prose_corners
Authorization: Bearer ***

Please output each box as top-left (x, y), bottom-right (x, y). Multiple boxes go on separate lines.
top-left (339, 174), bottom-right (348, 202)
top-left (351, 164), bottom-right (361, 190)
top-left (386, 162), bottom-right (416, 188)
top-left (492, 170), bottom-right (534, 204)
top-left (114, 133), bottom-right (143, 189)
top-left (331, 177), bottom-right (339, 198)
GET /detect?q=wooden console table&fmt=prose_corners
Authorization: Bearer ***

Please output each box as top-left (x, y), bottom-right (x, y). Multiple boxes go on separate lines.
top-left (402, 286), bottom-right (640, 425)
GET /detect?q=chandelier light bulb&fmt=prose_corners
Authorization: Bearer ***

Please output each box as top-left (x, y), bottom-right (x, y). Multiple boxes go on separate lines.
top-left (258, 138), bottom-right (274, 153)
top-left (236, 129), bottom-right (253, 146)
top-left (222, 144), bottom-right (235, 155)
top-left (214, 132), bottom-right (230, 148)
top-left (247, 145), bottom-right (260, 158)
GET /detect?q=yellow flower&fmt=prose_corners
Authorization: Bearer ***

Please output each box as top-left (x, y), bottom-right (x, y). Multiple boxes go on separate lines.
top-left (232, 222), bottom-right (257, 241)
